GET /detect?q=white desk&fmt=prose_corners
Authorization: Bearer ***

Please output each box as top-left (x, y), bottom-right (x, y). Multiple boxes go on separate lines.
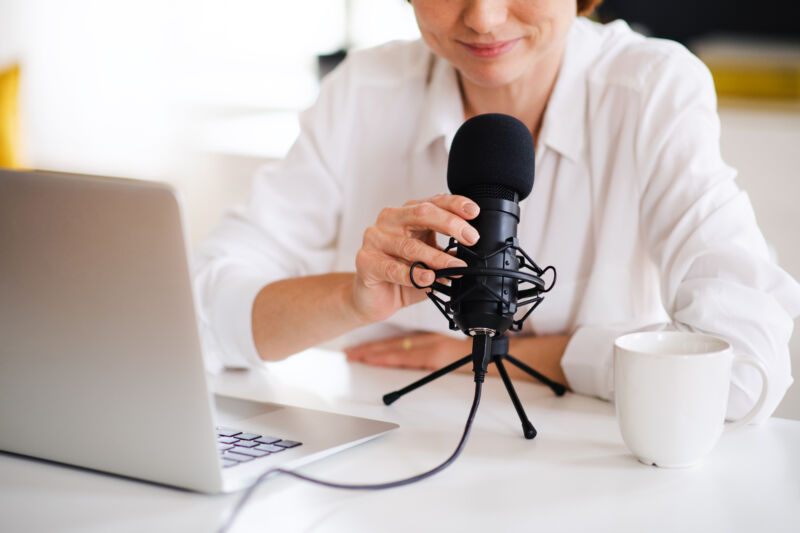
top-left (2, 348), bottom-right (799, 532)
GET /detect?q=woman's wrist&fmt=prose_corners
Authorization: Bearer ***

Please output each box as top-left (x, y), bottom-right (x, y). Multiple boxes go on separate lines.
top-left (341, 273), bottom-right (376, 329)
top-left (253, 273), bottom-right (374, 361)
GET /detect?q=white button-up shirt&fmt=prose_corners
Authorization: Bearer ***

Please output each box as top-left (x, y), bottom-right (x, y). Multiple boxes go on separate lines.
top-left (193, 18), bottom-right (800, 422)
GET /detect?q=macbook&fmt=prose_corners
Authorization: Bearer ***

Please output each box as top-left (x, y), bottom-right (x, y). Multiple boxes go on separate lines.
top-left (0, 168), bottom-right (398, 493)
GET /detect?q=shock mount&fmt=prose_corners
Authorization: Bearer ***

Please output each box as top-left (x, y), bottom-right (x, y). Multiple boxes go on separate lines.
top-left (382, 237), bottom-right (564, 440)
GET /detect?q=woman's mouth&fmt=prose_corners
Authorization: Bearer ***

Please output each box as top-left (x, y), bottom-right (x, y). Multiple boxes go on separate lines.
top-left (458, 38), bottom-right (521, 58)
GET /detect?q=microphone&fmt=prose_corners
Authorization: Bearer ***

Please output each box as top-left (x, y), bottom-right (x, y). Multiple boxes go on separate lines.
top-left (409, 113), bottom-right (556, 378)
top-left (447, 113), bottom-right (535, 337)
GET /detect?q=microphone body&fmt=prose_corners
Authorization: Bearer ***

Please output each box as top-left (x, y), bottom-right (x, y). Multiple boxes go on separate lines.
top-left (446, 113), bottom-right (536, 338)
top-left (452, 197), bottom-right (521, 336)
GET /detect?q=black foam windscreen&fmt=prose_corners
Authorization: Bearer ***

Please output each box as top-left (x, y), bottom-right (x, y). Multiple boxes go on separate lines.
top-left (447, 113), bottom-right (535, 201)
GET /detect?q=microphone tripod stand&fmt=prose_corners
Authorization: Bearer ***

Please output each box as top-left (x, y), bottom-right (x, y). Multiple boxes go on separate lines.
top-left (382, 334), bottom-right (566, 440)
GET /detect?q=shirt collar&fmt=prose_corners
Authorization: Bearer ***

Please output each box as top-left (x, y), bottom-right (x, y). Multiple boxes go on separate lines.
top-left (412, 54), bottom-right (464, 154)
top-left (412, 18), bottom-right (599, 161)
top-left (537, 18), bottom-right (598, 163)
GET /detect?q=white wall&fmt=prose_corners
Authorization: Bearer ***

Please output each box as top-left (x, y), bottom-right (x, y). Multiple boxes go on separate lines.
top-left (1, 0), bottom-right (187, 179)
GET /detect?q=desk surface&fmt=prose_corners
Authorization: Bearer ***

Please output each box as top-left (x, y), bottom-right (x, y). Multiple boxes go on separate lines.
top-left (2, 349), bottom-right (799, 533)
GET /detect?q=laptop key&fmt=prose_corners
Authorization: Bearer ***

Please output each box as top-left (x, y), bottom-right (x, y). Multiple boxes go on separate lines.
top-left (221, 458), bottom-right (239, 468)
top-left (275, 440), bottom-right (302, 448)
top-left (223, 451), bottom-right (253, 462)
top-left (217, 436), bottom-right (238, 444)
top-left (255, 436), bottom-right (281, 445)
top-left (217, 443), bottom-right (234, 451)
top-left (235, 432), bottom-right (262, 441)
top-left (217, 427), bottom-right (242, 437)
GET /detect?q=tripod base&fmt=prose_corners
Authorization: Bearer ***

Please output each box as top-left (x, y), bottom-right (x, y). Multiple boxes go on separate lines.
top-left (382, 335), bottom-right (564, 439)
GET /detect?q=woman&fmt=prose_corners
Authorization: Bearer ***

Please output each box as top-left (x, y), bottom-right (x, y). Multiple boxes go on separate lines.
top-left (193, 0), bottom-right (800, 421)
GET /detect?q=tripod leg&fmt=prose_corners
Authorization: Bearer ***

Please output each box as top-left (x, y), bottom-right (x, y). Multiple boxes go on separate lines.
top-left (382, 354), bottom-right (472, 405)
top-left (504, 353), bottom-right (567, 397)
top-left (494, 357), bottom-right (537, 440)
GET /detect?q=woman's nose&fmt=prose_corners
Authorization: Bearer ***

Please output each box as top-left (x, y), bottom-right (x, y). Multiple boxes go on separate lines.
top-left (462, 0), bottom-right (509, 35)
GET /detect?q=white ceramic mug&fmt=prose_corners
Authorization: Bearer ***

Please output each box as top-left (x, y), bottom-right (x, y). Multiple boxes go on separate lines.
top-left (614, 331), bottom-right (769, 468)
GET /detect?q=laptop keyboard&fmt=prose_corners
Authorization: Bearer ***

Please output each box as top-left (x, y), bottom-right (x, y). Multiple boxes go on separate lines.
top-left (216, 427), bottom-right (302, 468)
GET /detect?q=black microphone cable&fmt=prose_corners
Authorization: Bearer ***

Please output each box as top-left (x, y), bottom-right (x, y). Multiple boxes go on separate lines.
top-left (217, 377), bottom-right (485, 533)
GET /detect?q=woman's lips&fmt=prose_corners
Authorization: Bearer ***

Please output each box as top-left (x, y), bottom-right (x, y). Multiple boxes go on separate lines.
top-left (459, 38), bottom-right (521, 58)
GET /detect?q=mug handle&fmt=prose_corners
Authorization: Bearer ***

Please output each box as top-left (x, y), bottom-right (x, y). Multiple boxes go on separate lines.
top-left (724, 357), bottom-right (770, 433)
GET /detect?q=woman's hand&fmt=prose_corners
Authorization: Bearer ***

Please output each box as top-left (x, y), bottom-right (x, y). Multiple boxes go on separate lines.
top-left (350, 194), bottom-right (480, 324)
top-left (346, 331), bottom-right (572, 388)
top-left (345, 332), bottom-right (472, 370)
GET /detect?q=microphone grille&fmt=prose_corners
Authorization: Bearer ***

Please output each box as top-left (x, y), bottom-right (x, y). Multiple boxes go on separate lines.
top-left (447, 113), bottom-right (535, 201)
top-left (463, 182), bottom-right (517, 201)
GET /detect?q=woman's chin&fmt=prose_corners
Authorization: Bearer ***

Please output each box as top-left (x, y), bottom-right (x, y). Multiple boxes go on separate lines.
top-left (456, 63), bottom-right (525, 91)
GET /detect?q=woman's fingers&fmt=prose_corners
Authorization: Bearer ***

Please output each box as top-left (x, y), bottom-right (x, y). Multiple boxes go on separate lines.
top-left (355, 249), bottom-right (453, 289)
top-left (363, 226), bottom-right (467, 273)
top-left (379, 198), bottom-right (480, 246)
top-left (345, 332), bottom-right (471, 371)
top-left (404, 194), bottom-right (480, 221)
top-left (346, 331), bottom-right (442, 356)
top-left (355, 249), bottom-right (433, 288)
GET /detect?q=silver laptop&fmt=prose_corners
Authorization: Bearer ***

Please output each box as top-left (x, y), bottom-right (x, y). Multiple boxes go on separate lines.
top-left (0, 168), bottom-right (398, 493)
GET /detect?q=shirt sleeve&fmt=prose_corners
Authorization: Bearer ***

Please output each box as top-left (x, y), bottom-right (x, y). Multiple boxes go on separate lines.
top-left (192, 66), bottom-right (351, 371)
top-left (562, 51), bottom-right (800, 422)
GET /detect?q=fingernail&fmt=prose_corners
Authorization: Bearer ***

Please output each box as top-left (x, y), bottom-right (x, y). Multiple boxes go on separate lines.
top-left (448, 259), bottom-right (467, 268)
top-left (464, 203), bottom-right (479, 217)
top-left (421, 270), bottom-right (435, 284)
top-left (461, 226), bottom-right (479, 244)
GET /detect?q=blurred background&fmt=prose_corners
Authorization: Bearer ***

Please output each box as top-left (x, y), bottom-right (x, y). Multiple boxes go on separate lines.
top-left (1, 0), bottom-right (799, 417)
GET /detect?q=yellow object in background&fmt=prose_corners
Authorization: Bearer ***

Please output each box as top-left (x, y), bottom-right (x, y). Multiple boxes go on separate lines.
top-left (709, 63), bottom-right (800, 101)
top-left (694, 38), bottom-right (800, 102)
top-left (0, 63), bottom-right (22, 168)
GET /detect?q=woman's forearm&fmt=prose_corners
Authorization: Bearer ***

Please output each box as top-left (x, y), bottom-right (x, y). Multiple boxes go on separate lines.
top-left (252, 273), bottom-right (368, 361)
